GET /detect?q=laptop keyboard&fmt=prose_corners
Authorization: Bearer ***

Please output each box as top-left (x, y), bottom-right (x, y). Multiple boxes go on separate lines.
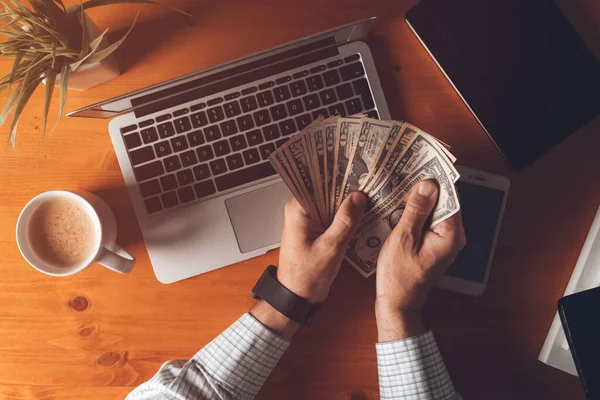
top-left (119, 53), bottom-right (379, 215)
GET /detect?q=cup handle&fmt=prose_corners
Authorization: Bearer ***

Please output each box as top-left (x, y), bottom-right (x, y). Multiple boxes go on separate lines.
top-left (96, 244), bottom-right (135, 274)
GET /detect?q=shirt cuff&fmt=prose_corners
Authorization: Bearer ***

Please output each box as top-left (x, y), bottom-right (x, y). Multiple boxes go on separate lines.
top-left (195, 313), bottom-right (291, 397)
top-left (376, 330), bottom-right (458, 400)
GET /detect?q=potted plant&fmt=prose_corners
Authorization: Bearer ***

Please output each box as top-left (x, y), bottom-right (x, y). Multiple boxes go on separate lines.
top-left (0, 0), bottom-right (190, 152)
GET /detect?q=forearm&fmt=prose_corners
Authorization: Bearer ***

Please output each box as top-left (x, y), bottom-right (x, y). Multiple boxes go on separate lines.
top-left (375, 306), bottom-right (462, 400)
top-left (127, 304), bottom-right (292, 400)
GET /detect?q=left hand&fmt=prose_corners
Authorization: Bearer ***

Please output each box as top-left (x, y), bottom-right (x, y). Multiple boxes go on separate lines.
top-left (277, 192), bottom-right (367, 303)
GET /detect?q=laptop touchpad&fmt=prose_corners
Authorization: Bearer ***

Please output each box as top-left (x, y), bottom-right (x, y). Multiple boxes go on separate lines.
top-left (225, 181), bottom-right (291, 253)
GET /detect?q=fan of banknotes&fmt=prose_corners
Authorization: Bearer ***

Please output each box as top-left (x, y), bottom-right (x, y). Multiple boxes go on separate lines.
top-left (269, 116), bottom-right (460, 277)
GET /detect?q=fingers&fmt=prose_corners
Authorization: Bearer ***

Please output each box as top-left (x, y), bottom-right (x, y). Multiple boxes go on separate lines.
top-left (320, 192), bottom-right (367, 249)
top-left (431, 207), bottom-right (466, 250)
top-left (397, 180), bottom-right (439, 245)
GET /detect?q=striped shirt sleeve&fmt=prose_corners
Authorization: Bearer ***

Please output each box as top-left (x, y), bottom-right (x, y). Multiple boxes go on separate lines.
top-left (376, 330), bottom-right (462, 400)
top-left (126, 313), bottom-right (290, 400)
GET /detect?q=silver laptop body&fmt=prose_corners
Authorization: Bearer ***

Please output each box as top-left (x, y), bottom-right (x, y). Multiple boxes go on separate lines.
top-left (69, 17), bottom-right (390, 283)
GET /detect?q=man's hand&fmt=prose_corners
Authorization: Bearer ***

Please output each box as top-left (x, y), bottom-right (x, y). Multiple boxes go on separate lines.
top-left (278, 192), bottom-right (367, 303)
top-left (375, 180), bottom-right (466, 342)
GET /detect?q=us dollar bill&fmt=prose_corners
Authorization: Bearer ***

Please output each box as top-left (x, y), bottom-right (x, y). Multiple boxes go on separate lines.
top-left (323, 120), bottom-right (338, 223)
top-left (345, 157), bottom-right (460, 277)
top-left (332, 117), bottom-right (363, 213)
top-left (338, 118), bottom-right (392, 207)
top-left (269, 149), bottom-right (310, 212)
top-left (367, 130), bottom-right (459, 208)
top-left (358, 121), bottom-right (404, 192)
top-left (306, 124), bottom-right (328, 224)
top-left (282, 135), bottom-right (323, 223)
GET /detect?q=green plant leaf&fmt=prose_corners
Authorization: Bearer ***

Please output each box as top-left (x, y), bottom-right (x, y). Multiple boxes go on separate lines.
top-left (7, 74), bottom-right (44, 149)
top-left (78, 11), bottom-right (139, 66)
top-left (69, 26), bottom-right (108, 71)
top-left (6, 49), bottom-right (22, 95)
top-left (51, 58), bottom-right (69, 135)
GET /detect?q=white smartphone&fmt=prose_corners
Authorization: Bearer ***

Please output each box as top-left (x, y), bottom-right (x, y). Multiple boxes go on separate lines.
top-left (436, 165), bottom-right (510, 296)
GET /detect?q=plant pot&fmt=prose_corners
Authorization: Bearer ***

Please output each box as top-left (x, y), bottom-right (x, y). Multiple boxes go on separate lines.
top-left (53, 8), bottom-right (121, 91)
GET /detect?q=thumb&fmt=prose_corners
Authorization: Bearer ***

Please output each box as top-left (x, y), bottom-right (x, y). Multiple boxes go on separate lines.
top-left (321, 192), bottom-right (367, 249)
top-left (398, 180), bottom-right (439, 242)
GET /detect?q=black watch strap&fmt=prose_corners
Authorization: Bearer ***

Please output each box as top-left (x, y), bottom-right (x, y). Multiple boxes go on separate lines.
top-left (251, 265), bottom-right (318, 325)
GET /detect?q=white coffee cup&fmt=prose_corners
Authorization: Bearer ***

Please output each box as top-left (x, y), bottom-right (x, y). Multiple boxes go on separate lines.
top-left (16, 190), bottom-right (135, 276)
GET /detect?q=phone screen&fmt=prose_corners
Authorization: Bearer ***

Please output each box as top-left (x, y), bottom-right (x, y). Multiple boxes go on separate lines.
top-left (444, 180), bottom-right (506, 283)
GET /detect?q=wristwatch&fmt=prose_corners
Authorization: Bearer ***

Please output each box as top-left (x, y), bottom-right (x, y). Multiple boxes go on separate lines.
top-left (251, 265), bottom-right (319, 325)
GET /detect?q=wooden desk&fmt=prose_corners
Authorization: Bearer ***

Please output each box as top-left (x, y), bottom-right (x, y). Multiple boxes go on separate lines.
top-left (1, 1), bottom-right (599, 398)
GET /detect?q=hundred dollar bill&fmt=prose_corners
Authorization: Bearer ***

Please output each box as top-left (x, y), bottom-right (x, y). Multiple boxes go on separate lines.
top-left (269, 149), bottom-right (314, 217)
top-left (358, 121), bottom-right (404, 192)
top-left (306, 124), bottom-right (328, 224)
top-left (345, 157), bottom-right (460, 276)
top-left (338, 118), bottom-right (392, 206)
top-left (282, 135), bottom-right (323, 223)
top-left (323, 120), bottom-right (338, 222)
top-left (332, 117), bottom-right (363, 213)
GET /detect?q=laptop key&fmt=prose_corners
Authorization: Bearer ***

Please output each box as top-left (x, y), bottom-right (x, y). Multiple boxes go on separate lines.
top-left (270, 104), bottom-right (288, 121)
top-left (279, 119), bottom-right (297, 136)
top-left (287, 99), bottom-right (304, 116)
top-left (312, 108), bottom-right (329, 119)
top-left (340, 62), bottom-right (365, 81)
top-left (310, 64), bottom-right (326, 73)
top-left (275, 76), bottom-right (292, 84)
top-left (320, 89), bottom-right (337, 105)
top-left (327, 59), bottom-right (343, 68)
top-left (258, 81), bottom-right (275, 90)
top-left (303, 93), bottom-right (321, 110)
top-left (246, 129), bottom-right (264, 146)
top-left (352, 78), bottom-right (375, 110)
top-left (156, 114), bottom-right (171, 122)
top-left (323, 70), bottom-right (341, 86)
top-left (139, 179), bottom-right (161, 198)
top-left (139, 119), bottom-right (154, 128)
top-left (241, 87), bottom-right (257, 95)
top-left (226, 153), bottom-right (244, 170)
top-left (156, 123), bottom-right (175, 139)
top-left (224, 101), bottom-right (241, 118)
top-left (154, 141), bottom-right (172, 157)
top-left (173, 108), bottom-right (189, 117)
top-left (262, 124), bottom-right (280, 141)
top-left (306, 75), bottom-right (324, 91)
top-left (164, 155), bottom-right (182, 172)
top-left (328, 103), bottom-right (347, 117)
top-left (290, 81), bottom-right (307, 97)
top-left (124, 132), bottom-right (142, 150)
top-left (240, 96), bottom-right (258, 113)
top-left (257, 91), bottom-right (274, 107)
top-left (177, 186), bottom-right (196, 203)
top-left (190, 103), bottom-right (206, 111)
top-left (236, 114), bottom-right (255, 132)
top-left (295, 114), bottom-right (313, 130)
top-left (196, 145), bottom-right (215, 162)
top-left (220, 120), bottom-right (238, 137)
top-left (194, 180), bottom-right (217, 199)
top-left (224, 92), bottom-right (240, 100)
top-left (336, 83), bottom-right (354, 100)
top-left (161, 191), bottom-right (179, 208)
top-left (345, 98), bottom-right (363, 115)
top-left (180, 150), bottom-right (198, 167)
top-left (210, 159), bottom-right (228, 175)
top-left (213, 140), bottom-right (231, 157)
top-left (344, 54), bottom-right (360, 63)
top-left (130, 146), bottom-right (155, 166)
top-left (275, 138), bottom-right (289, 148)
top-left (214, 161), bottom-right (276, 192)
top-left (144, 197), bottom-right (162, 214)
top-left (273, 86), bottom-right (291, 102)
top-left (293, 70), bottom-right (309, 79)
top-left (174, 116), bottom-right (192, 133)
top-left (204, 125), bottom-right (221, 142)
top-left (170, 136), bottom-right (189, 152)
top-left (176, 169), bottom-right (194, 186)
top-left (242, 148), bottom-right (260, 165)
top-left (259, 143), bottom-right (276, 160)
top-left (134, 160), bottom-right (164, 182)
top-left (120, 124), bottom-right (137, 134)
top-left (207, 106), bottom-right (225, 123)
top-left (160, 174), bottom-right (178, 191)
top-left (253, 109), bottom-right (271, 127)
top-left (193, 164), bottom-right (211, 181)
top-left (187, 130), bottom-right (205, 147)
top-left (229, 134), bottom-right (248, 151)
top-left (191, 111), bottom-right (208, 128)
top-left (141, 127), bottom-right (159, 143)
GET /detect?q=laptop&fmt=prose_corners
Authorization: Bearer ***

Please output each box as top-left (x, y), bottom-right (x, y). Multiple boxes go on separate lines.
top-left (68, 18), bottom-right (390, 283)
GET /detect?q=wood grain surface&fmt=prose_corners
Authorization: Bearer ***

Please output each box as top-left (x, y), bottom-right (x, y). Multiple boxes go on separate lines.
top-left (1, 0), bottom-right (599, 399)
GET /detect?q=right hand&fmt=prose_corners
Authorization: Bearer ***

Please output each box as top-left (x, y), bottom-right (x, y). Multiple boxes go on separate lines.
top-left (375, 180), bottom-right (466, 341)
